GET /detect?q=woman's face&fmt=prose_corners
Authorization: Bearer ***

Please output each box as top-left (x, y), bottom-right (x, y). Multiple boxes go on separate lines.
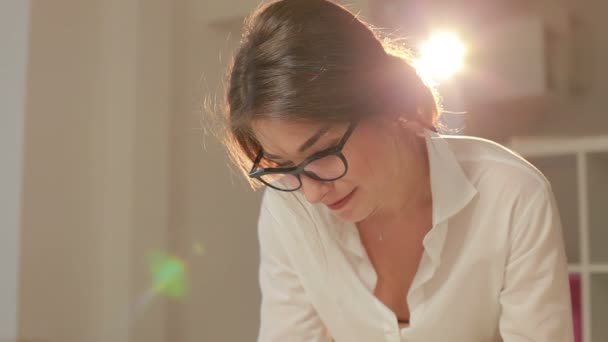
top-left (252, 118), bottom-right (425, 223)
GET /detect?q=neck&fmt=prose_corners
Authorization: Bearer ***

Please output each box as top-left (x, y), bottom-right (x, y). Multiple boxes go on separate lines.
top-left (363, 134), bottom-right (432, 226)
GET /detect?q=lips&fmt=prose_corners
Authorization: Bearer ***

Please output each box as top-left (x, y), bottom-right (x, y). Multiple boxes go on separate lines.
top-left (327, 188), bottom-right (356, 210)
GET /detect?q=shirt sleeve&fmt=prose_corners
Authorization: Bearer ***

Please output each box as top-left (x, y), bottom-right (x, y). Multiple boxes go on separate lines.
top-left (498, 186), bottom-right (575, 341)
top-left (257, 191), bottom-right (330, 342)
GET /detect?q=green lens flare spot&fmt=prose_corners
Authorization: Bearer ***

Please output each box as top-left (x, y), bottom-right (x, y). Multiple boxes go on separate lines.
top-left (148, 252), bottom-right (187, 299)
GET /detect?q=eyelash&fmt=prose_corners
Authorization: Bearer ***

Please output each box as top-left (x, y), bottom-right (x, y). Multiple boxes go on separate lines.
top-left (275, 161), bottom-right (294, 167)
top-left (261, 158), bottom-right (293, 168)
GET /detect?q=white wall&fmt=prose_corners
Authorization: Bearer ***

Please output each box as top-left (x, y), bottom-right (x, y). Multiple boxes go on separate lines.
top-left (17, 1), bottom-right (172, 341)
top-left (168, 1), bottom-right (263, 340)
top-left (10, 1), bottom-right (369, 341)
top-left (0, 0), bottom-right (30, 340)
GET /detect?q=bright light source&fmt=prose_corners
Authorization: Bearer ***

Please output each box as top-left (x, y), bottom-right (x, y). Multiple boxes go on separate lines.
top-left (415, 32), bottom-right (466, 84)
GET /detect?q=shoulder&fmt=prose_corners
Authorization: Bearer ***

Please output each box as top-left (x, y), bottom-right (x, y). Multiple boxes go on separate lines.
top-left (258, 188), bottom-right (329, 245)
top-left (259, 188), bottom-right (313, 224)
top-left (439, 135), bottom-right (561, 247)
top-left (441, 135), bottom-right (552, 199)
top-left (257, 189), bottom-right (307, 258)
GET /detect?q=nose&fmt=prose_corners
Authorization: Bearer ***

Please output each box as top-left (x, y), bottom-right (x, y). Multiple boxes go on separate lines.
top-left (299, 175), bottom-right (332, 204)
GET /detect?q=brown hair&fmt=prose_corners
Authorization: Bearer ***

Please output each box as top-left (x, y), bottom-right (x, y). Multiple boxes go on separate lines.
top-left (222, 0), bottom-right (441, 188)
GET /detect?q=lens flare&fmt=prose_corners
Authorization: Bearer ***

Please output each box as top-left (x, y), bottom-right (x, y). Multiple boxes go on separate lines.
top-left (113, 251), bottom-right (191, 336)
top-left (414, 32), bottom-right (466, 85)
top-left (148, 252), bottom-right (187, 299)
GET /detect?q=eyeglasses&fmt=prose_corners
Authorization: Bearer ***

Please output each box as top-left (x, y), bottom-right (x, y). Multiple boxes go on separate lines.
top-left (248, 120), bottom-right (359, 192)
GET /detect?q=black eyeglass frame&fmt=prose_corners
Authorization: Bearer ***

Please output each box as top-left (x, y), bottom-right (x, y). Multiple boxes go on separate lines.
top-left (248, 120), bottom-right (359, 192)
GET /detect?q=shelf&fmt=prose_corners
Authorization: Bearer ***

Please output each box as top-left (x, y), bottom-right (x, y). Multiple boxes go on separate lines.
top-left (527, 155), bottom-right (580, 263)
top-left (589, 264), bottom-right (608, 274)
top-left (566, 264), bottom-right (608, 273)
top-left (591, 274), bottom-right (608, 341)
top-left (567, 264), bottom-right (608, 273)
top-left (509, 135), bottom-right (608, 157)
top-left (587, 152), bottom-right (608, 263)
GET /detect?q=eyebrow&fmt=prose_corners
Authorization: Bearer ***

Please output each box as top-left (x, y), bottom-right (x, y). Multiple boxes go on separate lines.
top-left (298, 125), bottom-right (332, 153)
top-left (263, 125), bottom-right (332, 160)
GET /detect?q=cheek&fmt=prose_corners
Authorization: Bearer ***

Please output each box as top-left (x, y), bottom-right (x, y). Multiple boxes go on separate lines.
top-left (342, 140), bottom-right (385, 186)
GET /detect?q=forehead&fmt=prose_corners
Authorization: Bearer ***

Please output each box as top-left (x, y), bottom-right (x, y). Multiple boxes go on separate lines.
top-left (252, 119), bottom-right (334, 156)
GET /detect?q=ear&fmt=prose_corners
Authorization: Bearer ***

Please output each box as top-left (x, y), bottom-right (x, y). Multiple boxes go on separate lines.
top-left (398, 118), bottom-right (426, 137)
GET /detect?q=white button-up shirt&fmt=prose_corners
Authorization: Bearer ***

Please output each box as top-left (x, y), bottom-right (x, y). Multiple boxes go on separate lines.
top-left (256, 131), bottom-right (574, 342)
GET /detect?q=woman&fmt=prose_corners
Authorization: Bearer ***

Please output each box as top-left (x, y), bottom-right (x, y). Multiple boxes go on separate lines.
top-left (221, 0), bottom-right (574, 341)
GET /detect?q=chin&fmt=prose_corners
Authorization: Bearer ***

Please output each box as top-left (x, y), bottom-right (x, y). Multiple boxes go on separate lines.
top-left (333, 203), bottom-right (370, 223)
top-left (328, 187), bottom-right (373, 223)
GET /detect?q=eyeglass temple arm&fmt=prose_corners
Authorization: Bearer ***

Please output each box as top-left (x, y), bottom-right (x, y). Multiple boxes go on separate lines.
top-left (250, 149), bottom-right (264, 173)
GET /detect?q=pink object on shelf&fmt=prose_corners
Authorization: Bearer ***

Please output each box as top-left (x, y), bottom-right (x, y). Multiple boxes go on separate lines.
top-left (570, 273), bottom-right (582, 342)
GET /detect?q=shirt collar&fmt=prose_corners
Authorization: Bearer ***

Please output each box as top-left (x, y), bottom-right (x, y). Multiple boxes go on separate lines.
top-left (413, 130), bottom-right (478, 290)
top-left (425, 130), bottom-right (477, 226)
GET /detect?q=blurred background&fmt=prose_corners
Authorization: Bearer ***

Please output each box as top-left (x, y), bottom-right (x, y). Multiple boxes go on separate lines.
top-left (1, 0), bottom-right (607, 341)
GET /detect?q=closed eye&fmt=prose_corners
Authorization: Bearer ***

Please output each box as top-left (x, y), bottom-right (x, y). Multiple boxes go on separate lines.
top-left (260, 157), bottom-right (295, 168)
top-left (275, 161), bottom-right (295, 168)
top-left (262, 136), bottom-right (341, 168)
